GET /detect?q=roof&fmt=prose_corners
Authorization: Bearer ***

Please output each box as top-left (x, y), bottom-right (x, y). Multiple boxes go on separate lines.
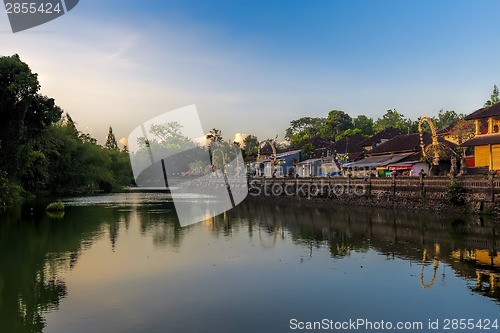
top-left (276, 149), bottom-right (301, 158)
top-left (330, 135), bottom-right (365, 154)
top-left (295, 158), bottom-right (323, 165)
top-left (292, 136), bottom-right (333, 150)
top-left (260, 149), bottom-right (301, 162)
top-left (461, 133), bottom-right (500, 147)
top-left (358, 127), bottom-right (405, 148)
top-left (464, 103), bottom-right (500, 120)
top-left (342, 153), bottom-right (414, 169)
top-left (366, 132), bottom-right (456, 156)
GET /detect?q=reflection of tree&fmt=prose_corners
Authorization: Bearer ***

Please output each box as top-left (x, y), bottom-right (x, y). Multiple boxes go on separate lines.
top-left (136, 206), bottom-right (185, 249)
top-left (0, 204), bottom-right (133, 332)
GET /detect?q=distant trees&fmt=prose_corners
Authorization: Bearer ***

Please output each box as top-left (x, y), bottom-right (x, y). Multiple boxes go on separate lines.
top-left (484, 85), bottom-right (499, 107)
top-left (433, 110), bottom-right (463, 130)
top-left (206, 128), bottom-right (223, 143)
top-left (41, 114), bottom-right (133, 193)
top-left (243, 134), bottom-right (259, 159)
top-left (353, 115), bottom-right (374, 137)
top-left (105, 126), bottom-right (118, 150)
top-left (373, 109), bottom-right (407, 133)
top-left (285, 117), bottom-right (324, 146)
top-left (321, 110), bottom-right (353, 142)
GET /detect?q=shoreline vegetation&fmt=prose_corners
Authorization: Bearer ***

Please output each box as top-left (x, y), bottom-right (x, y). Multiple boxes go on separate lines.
top-left (0, 54), bottom-right (134, 206)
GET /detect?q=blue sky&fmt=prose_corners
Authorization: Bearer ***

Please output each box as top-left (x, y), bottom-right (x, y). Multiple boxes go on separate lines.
top-left (2, 0), bottom-right (500, 144)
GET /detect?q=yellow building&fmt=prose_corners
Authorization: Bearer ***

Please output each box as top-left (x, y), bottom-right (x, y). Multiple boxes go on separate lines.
top-left (462, 103), bottom-right (500, 170)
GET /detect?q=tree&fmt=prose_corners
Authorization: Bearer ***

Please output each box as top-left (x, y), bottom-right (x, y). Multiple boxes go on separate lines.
top-left (338, 128), bottom-right (362, 140)
top-left (435, 110), bottom-right (463, 130)
top-left (448, 118), bottom-right (475, 155)
top-left (373, 109), bottom-right (407, 133)
top-left (300, 143), bottom-right (315, 159)
top-left (243, 134), bottom-right (259, 157)
top-left (484, 85), bottom-right (499, 107)
top-left (285, 117), bottom-right (324, 145)
top-left (320, 110), bottom-right (353, 141)
top-left (0, 54), bottom-right (41, 180)
top-left (105, 126), bottom-right (118, 150)
top-left (206, 128), bottom-right (223, 143)
top-left (352, 115), bottom-right (374, 136)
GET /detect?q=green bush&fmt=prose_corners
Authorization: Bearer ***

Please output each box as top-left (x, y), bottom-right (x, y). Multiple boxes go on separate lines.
top-left (444, 180), bottom-right (465, 206)
top-left (46, 201), bottom-right (65, 212)
top-left (0, 172), bottom-right (23, 206)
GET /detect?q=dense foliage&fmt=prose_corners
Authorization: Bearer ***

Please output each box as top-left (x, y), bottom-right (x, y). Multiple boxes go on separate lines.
top-left (0, 54), bottom-right (133, 204)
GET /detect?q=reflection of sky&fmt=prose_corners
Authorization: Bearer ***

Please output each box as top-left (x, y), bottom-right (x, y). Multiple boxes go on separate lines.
top-left (42, 202), bottom-right (500, 333)
top-left (3, 1), bottom-right (500, 143)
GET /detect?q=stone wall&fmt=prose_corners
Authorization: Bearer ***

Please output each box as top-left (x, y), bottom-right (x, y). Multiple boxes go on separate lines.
top-left (246, 175), bottom-right (500, 215)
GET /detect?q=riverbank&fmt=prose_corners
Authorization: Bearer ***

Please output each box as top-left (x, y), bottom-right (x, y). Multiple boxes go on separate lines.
top-left (247, 174), bottom-right (500, 217)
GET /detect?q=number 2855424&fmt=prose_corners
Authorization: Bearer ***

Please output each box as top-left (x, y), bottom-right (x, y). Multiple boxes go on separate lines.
top-left (5, 2), bottom-right (62, 14)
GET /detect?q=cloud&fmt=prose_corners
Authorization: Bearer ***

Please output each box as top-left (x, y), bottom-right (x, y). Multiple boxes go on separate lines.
top-left (233, 133), bottom-right (248, 145)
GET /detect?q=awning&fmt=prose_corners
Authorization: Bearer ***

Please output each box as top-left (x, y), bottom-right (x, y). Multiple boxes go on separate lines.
top-left (387, 160), bottom-right (421, 171)
top-left (342, 153), bottom-right (413, 169)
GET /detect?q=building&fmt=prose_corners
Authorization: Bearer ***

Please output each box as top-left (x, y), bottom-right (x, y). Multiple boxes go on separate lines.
top-left (260, 150), bottom-right (301, 177)
top-left (461, 103), bottom-right (500, 171)
top-left (343, 132), bottom-right (457, 177)
top-left (295, 157), bottom-right (342, 177)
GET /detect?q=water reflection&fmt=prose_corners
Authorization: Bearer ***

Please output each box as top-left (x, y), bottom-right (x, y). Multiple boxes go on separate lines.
top-left (0, 195), bottom-right (500, 332)
top-left (232, 200), bottom-right (500, 301)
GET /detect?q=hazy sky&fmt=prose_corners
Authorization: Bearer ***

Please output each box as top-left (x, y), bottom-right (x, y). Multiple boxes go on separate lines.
top-left (2, 0), bottom-right (500, 144)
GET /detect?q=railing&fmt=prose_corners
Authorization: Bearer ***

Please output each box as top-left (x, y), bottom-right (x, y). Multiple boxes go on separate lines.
top-left (248, 175), bottom-right (500, 192)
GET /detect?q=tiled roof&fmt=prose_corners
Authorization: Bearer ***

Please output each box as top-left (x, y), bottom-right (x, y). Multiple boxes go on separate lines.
top-left (461, 133), bottom-right (500, 147)
top-left (464, 103), bottom-right (500, 120)
top-left (343, 153), bottom-right (413, 169)
top-left (330, 134), bottom-right (366, 154)
top-left (367, 132), bottom-right (456, 155)
top-left (359, 127), bottom-right (405, 148)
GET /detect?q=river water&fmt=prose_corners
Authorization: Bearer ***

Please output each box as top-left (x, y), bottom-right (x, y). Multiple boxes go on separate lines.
top-left (1, 192), bottom-right (499, 333)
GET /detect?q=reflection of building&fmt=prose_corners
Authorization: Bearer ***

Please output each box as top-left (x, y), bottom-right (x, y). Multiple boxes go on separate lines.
top-left (234, 199), bottom-right (500, 301)
top-left (451, 249), bottom-right (500, 267)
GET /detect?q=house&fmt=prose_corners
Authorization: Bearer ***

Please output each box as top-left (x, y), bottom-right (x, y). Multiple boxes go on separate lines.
top-left (358, 127), bottom-right (405, 151)
top-left (295, 156), bottom-right (342, 177)
top-left (461, 103), bottom-right (500, 171)
top-left (260, 150), bottom-right (301, 177)
top-left (343, 132), bottom-right (457, 177)
top-left (295, 158), bottom-right (324, 177)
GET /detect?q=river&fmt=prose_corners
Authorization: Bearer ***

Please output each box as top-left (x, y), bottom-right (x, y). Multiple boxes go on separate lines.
top-left (0, 192), bottom-right (499, 333)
